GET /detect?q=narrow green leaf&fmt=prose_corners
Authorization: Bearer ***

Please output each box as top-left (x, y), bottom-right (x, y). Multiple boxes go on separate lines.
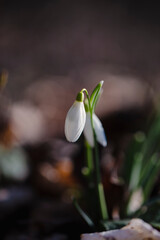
top-left (102, 219), bottom-right (130, 231)
top-left (140, 111), bottom-right (160, 167)
top-left (90, 81), bottom-right (103, 111)
top-left (72, 197), bottom-right (95, 228)
top-left (150, 222), bottom-right (160, 229)
top-left (139, 154), bottom-right (160, 202)
top-left (128, 152), bottom-right (143, 191)
top-left (122, 131), bottom-right (145, 187)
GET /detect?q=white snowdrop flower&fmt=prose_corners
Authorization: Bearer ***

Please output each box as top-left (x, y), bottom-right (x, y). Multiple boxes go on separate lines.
top-left (84, 112), bottom-right (107, 147)
top-left (64, 92), bottom-right (86, 142)
top-left (84, 112), bottom-right (94, 147)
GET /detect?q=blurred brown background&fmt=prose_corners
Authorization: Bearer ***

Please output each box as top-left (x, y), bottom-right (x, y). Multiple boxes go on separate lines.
top-left (1, 0), bottom-right (160, 139)
top-left (0, 1), bottom-right (160, 239)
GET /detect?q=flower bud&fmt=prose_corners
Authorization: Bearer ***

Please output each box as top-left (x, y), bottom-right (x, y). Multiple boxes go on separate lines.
top-left (65, 92), bottom-right (86, 142)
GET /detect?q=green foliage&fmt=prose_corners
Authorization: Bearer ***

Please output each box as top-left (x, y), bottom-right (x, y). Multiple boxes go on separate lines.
top-left (122, 108), bottom-right (160, 223)
top-left (73, 198), bottom-right (95, 228)
top-left (90, 81), bottom-right (103, 112)
top-left (102, 219), bottom-right (130, 231)
top-left (132, 197), bottom-right (160, 229)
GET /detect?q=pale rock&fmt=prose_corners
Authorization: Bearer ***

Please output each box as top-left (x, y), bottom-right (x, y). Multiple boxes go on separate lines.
top-left (81, 218), bottom-right (160, 240)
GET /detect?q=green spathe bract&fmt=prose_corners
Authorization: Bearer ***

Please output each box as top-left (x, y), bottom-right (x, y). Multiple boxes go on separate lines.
top-left (76, 91), bottom-right (84, 102)
top-left (90, 80), bottom-right (104, 111)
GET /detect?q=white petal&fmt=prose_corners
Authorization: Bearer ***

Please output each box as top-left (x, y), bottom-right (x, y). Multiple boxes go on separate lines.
top-left (93, 113), bottom-right (107, 147)
top-left (84, 113), bottom-right (107, 147)
top-left (84, 112), bottom-right (94, 147)
top-left (64, 101), bottom-right (86, 142)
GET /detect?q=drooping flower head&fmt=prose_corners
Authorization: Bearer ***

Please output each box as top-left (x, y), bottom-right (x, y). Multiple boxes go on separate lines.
top-left (64, 91), bottom-right (86, 142)
top-left (64, 81), bottom-right (107, 147)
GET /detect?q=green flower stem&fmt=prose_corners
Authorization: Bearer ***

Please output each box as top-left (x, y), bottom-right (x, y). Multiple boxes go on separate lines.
top-left (84, 140), bottom-right (96, 221)
top-left (85, 140), bottom-right (94, 182)
top-left (73, 197), bottom-right (95, 228)
top-left (93, 127), bottom-right (108, 220)
top-left (82, 89), bottom-right (94, 185)
top-left (82, 88), bottom-right (108, 221)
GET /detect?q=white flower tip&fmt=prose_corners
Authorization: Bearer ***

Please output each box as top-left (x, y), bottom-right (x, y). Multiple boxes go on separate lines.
top-left (102, 138), bottom-right (107, 147)
top-left (92, 113), bottom-right (107, 147)
top-left (100, 80), bottom-right (104, 86)
top-left (98, 130), bottom-right (107, 147)
top-left (64, 127), bottom-right (76, 142)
